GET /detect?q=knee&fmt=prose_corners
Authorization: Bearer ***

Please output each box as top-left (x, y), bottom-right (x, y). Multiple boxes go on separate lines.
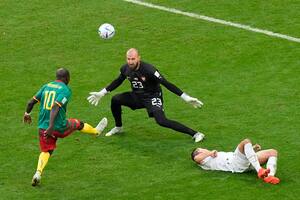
top-left (239, 139), bottom-right (251, 153)
top-left (78, 121), bottom-right (84, 130)
top-left (155, 117), bottom-right (168, 127)
top-left (111, 95), bottom-right (122, 104)
top-left (48, 150), bottom-right (54, 155)
top-left (269, 149), bottom-right (278, 157)
top-left (242, 138), bottom-right (251, 144)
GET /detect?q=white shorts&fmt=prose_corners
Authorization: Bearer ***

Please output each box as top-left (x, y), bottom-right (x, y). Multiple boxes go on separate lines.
top-left (231, 147), bottom-right (252, 173)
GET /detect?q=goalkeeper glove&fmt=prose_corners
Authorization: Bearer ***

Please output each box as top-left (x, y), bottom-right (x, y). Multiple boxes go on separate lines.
top-left (180, 93), bottom-right (203, 108)
top-left (87, 88), bottom-right (108, 106)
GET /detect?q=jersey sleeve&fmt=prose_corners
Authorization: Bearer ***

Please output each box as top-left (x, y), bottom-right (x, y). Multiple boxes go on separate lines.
top-left (55, 88), bottom-right (71, 107)
top-left (33, 84), bottom-right (46, 102)
top-left (150, 66), bottom-right (183, 96)
top-left (106, 66), bottom-right (126, 92)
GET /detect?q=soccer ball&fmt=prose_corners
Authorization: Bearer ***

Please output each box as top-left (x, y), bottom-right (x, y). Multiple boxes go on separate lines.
top-left (98, 23), bottom-right (115, 39)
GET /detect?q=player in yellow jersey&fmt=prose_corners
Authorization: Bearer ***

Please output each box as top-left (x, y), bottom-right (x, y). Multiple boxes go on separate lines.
top-left (24, 68), bottom-right (108, 186)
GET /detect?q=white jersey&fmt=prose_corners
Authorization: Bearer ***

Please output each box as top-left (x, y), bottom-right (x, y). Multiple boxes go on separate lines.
top-left (199, 148), bottom-right (252, 173)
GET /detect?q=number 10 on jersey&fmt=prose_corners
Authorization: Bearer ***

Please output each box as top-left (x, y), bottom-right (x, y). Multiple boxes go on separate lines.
top-left (43, 91), bottom-right (56, 110)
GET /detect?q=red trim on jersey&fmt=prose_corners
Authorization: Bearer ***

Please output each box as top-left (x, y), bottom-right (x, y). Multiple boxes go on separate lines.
top-left (55, 101), bottom-right (62, 107)
top-left (33, 96), bottom-right (40, 102)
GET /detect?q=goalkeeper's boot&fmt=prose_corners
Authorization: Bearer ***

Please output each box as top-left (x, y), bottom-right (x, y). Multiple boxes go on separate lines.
top-left (257, 168), bottom-right (270, 179)
top-left (96, 117), bottom-right (108, 136)
top-left (263, 176), bottom-right (280, 184)
top-left (105, 127), bottom-right (123, 136)
top-left (193, 132), bottom-right (205, 143)
top-left (31, 171), bottom-right (41, 186)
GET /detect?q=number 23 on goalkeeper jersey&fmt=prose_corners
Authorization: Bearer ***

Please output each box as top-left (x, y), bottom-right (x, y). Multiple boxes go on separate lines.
top-left (33, 80), bottom-right (72, 132)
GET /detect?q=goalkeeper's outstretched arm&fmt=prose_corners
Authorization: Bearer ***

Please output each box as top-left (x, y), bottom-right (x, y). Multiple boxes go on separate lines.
top-left (87, 73), bottom-right (126, 106)
top-left (159, 77), bottom-right (183, 96)
top-left (159, 77), bottom-right (203, 108)
top-left (105, 73), bottom-right (126, 92)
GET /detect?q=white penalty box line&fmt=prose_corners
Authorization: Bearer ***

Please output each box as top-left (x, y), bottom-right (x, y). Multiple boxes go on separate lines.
top-left (123, 0), bottom-right (300, 44)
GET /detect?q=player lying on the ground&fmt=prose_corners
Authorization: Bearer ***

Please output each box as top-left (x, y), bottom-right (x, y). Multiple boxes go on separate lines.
top-left (191, 138), bottom-right (280, 184)
top-left (24, 68), bottom-right (108, 186)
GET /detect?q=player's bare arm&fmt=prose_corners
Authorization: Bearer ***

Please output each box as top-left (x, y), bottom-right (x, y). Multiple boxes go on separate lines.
top-left (23, 98), bottom-right (39, 124)
top-left (211, 150), bottom-right (218, 158)
top-left (193, 148), bottom-right (217, 164)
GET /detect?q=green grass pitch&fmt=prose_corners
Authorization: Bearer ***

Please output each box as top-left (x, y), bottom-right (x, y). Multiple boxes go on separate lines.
top-left (1, 0), bottom-right (299, 199)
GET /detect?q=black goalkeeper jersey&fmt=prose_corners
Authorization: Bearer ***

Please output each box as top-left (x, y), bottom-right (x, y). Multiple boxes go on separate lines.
top-left (106, 61), bottom-right (183, 97)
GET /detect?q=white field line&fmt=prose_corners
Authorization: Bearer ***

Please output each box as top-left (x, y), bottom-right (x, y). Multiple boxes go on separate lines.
top-left (123, 0), bottom-right (300, 44)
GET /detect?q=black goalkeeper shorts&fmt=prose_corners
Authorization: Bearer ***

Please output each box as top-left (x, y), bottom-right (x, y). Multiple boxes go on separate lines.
top-left (113, 91), bottom-right (164, 117)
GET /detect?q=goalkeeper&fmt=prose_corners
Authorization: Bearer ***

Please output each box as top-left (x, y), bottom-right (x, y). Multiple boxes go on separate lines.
top-left (88, 48), bottom-right (205, 142)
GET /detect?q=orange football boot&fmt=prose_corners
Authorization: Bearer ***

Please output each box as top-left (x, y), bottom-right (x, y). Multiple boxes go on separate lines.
top-left (264, 176), bottom-right (280, 184)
